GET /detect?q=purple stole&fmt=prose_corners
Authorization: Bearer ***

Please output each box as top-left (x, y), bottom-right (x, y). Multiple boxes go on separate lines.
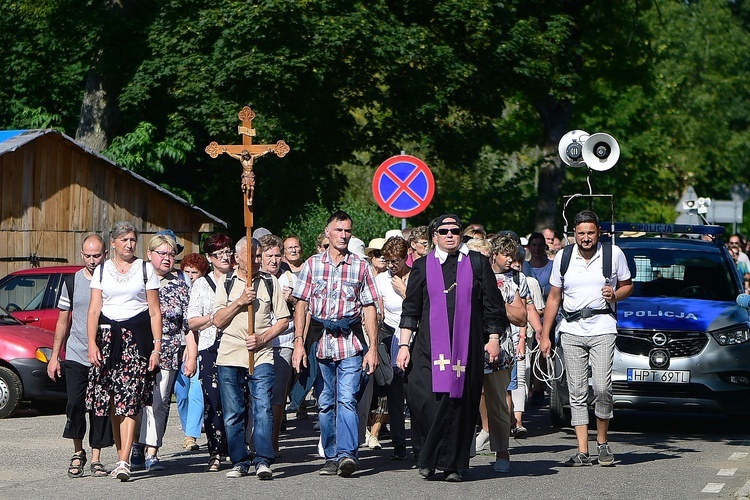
top-left (426, 250), bottom-right (473, 398)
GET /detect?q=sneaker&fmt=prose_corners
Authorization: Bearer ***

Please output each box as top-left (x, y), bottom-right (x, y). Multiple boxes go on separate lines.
top-left (110, 461), bottom-right (130, 482)
top-left (129, 443), bottom-right (145, 470)
top-left (255, 463), bottom-right (273, 480)
top-left (597, 442), bottom-right (615, 466)
top-left (494, 457), bottom-right (510, 473)
top-left (145, 455), bottom-right (165, 471)
top-left (564, 451), bottom-right (593, 467)
top-left (474, 429), bottom-right (490, 452)
top-left (183, 436), bottom-right (200, 451)
top-left (510, 426), bottom-right (528, 439)
top-left (337, 457), bottom-right (357, 477)
top-left (367, 435), bottom-right (382, 450)
top-left (319, 460), bottom-right (338, 476)
top-left (226, 464), bottom-right (249, 478)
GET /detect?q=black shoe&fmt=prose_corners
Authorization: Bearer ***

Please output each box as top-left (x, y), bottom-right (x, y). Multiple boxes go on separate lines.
top-left (337, 457), bottom-right (357, 477)
top-left (418, 467), bottom-right (435, 478)
top-left (390, 445), bottom-right (407, 460)
top-left (564, 452), bottom-right (593, 467)
top-left (443, 471), bottom-right (463, 482)
top-left (319, 460), bottom-right (338, 476)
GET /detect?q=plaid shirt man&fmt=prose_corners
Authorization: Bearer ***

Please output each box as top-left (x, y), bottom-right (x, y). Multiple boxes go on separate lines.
top-left (293, 250), bottom-right (378, 360)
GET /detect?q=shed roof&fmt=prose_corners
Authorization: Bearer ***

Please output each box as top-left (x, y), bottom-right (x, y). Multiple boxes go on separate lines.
top-left (0, 129), bottom-right (226, 228)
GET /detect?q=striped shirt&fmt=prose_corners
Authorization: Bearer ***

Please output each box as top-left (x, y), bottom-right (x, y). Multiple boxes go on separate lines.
top-left (293, 250), bottom-right (379, 360)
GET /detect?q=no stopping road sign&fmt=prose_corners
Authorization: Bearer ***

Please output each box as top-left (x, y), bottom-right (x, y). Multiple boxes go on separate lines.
top-left (372, 155), bottom-right (435, 218)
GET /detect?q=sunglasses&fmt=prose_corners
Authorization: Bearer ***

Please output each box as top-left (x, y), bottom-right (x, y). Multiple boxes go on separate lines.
top-left (370, 251), bottom-right (382, 258)
top-left (436, 228), bottom-right (462, 236)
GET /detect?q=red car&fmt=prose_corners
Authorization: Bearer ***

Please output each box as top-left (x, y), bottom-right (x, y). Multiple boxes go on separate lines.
top-left (0, 265), bottom-right (82, 332)
top-left (0, 266), bottom-right (80, 417)
top-left (0, 306), bottom-right (67, 418)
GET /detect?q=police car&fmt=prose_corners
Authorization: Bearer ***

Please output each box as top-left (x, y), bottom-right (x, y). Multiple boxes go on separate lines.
top-left (549, 223), bottom-right (750, 426)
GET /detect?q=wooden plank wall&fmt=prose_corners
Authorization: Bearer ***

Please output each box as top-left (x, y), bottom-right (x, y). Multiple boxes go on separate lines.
top-left (0, 134), bottom-right (216, 277)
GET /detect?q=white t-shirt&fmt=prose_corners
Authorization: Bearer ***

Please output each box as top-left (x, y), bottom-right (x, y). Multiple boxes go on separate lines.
top-left (549, 242), bottom-right (631, 337)
top-left (90, 259), bottom-right (160, 321)
top-left (375, 271), bottom-right (404, 331)
top-left (273, 270), bottom-right (297, 349)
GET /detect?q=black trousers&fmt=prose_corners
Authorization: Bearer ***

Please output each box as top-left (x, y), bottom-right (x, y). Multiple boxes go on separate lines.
top-left (62, 360), bottom-right (114, 448)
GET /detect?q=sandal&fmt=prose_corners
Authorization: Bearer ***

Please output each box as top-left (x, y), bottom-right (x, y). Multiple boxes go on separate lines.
top-left (204, 455), bottom-right (221, 473)
top-left (90, 461), bottom-right (108, 477)
top-left (68, 450), bottom-right (87, 478)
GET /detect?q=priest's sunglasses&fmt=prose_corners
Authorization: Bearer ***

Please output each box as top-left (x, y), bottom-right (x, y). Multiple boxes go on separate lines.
top-left (436, 228), bottom-right (461, 236)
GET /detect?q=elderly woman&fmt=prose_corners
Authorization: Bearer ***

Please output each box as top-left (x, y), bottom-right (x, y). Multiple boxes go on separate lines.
top-left (135, 233), bottom-right (191, 471)
top-left (186, 233), bottom-right (234, 472)
top-left (86, 221), bottom-right (162, 482)
top-left (175, 253), bottom-right (209, 452)
top-left (370, 236), bottom-right (410, 459)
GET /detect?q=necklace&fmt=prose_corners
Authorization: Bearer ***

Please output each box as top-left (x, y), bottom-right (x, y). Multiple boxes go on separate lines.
top-left (112, 257), bottom-right (133, 274)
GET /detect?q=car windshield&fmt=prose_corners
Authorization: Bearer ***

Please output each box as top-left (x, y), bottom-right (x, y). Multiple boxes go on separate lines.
top-left (624, 247), bottom-right (738, 301)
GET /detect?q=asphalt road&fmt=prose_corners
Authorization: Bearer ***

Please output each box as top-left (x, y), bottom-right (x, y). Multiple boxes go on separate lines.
top-left (1, 402), bottom-right (749, 500)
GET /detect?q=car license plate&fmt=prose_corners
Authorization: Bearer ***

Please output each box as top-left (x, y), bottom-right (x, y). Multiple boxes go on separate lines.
top-left (627, 369), bottom-right (690, 383)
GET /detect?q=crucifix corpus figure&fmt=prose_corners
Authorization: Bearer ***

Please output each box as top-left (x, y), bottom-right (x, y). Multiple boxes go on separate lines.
top-left (205, 106), bottom-right (290, 373)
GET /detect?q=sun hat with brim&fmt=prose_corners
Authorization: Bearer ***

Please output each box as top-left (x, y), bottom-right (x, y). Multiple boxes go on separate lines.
top-left (385, 229), bottom-right (404, 240)
top-left (365, 238), bottom-right (386, 256)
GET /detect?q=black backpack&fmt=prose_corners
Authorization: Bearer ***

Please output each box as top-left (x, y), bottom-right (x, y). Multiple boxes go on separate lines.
top-left (559, 242), bottom-right (612, 282)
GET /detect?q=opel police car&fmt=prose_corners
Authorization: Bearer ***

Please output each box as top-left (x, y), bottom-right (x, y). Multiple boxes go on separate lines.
top-left (550, 223), bottom-right (750, 426)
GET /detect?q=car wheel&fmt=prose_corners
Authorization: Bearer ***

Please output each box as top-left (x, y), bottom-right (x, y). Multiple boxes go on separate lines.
top-left (550, 373), bottom-right (572, 428)
top-left (0, 366), bottom-right (23, 419)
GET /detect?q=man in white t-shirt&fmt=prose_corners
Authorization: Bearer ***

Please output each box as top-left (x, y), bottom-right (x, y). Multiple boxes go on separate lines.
top-left (540, 210), bottom-right (633, 467)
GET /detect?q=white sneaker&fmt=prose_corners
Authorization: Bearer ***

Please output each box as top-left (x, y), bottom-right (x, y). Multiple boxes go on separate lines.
top-left (226, 464), bottom-right (248, 478)
top-left (475, 429), bottom-right (490, 452)
top-left (255, 463), bottom-right (272, 480)
top-left (368, 435), bottom-right (382, 449)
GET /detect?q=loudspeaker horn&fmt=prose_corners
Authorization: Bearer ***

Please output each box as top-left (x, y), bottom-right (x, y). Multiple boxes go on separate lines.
top-left (581, 133), bottom-right (620, 171)
top-left (558, 130), bottom-right (590, 167)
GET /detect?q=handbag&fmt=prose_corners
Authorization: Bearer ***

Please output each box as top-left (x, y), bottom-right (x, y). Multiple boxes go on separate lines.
top-left (373, 337), bottom-right (394, 386)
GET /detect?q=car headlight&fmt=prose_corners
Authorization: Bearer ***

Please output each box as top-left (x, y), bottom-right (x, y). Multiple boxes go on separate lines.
top-left (710, 326), bottom-right (750, 346)
top-left (35, 348), bottom-right (53, 363)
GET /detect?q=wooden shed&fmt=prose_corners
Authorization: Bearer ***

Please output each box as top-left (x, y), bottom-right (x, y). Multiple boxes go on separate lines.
top-left (0, 129), bottom-right (226, 276)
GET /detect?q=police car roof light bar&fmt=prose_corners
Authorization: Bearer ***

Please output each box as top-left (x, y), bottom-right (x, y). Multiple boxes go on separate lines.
top-left (603, 222), bottom-right (726, 236)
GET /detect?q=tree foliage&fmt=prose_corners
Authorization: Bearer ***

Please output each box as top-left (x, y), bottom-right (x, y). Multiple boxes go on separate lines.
top-left (1, 0), bottom-right (749, 238)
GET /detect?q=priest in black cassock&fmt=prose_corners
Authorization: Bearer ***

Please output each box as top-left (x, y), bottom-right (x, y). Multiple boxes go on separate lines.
top-left (396, 214), bottom-right (508, 482)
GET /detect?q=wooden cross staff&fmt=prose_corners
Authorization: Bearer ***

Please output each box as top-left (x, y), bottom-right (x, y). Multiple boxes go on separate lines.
top-left (206, 106), bottom-right (290, 374)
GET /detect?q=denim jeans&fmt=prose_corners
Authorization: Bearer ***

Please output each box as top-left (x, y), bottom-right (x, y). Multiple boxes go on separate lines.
top-left (317, 352), bottom-right (366, 461)
top-left (218, 363), bottom-right (275, 467)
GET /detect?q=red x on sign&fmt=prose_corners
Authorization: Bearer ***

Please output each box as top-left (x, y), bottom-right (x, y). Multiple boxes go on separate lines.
top-left (372, 155), bottom-right (435, 218)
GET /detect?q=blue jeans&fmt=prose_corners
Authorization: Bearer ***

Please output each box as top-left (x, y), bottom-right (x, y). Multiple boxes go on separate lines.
top-left (218, 363), bottom-right (275, 467)
top-left (317, 352), bottom-right (366, 461)
top-left (174, 359), bottom-right (204, 438)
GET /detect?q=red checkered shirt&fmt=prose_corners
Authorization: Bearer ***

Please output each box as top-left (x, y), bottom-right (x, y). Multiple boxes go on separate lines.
top-left (293, 250), bottom-right (379, 360)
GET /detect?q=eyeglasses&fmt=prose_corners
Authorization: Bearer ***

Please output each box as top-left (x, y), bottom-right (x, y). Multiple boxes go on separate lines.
top-left (414, 240), bottom-right (429, 246)
top-left (436, 228), bottom-right (462, 236)
top-left (153, 250), bottom-right (176, 259)
top-left (209, 249), bottom-right (232, 259)
top-left (729, 241), bottom-right (741, 246)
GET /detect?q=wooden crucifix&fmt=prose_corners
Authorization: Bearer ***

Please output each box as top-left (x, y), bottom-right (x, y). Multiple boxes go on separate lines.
top-left (206, 106), bottom-right (290, 374)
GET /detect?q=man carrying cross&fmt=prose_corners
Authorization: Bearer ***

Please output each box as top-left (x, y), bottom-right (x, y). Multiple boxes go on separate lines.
top-left (396, 214), bottom-right (507, 482)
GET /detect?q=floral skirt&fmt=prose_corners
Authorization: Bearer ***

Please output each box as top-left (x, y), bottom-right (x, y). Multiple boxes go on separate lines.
top-left (86, 326), bottom-right (156, 417)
